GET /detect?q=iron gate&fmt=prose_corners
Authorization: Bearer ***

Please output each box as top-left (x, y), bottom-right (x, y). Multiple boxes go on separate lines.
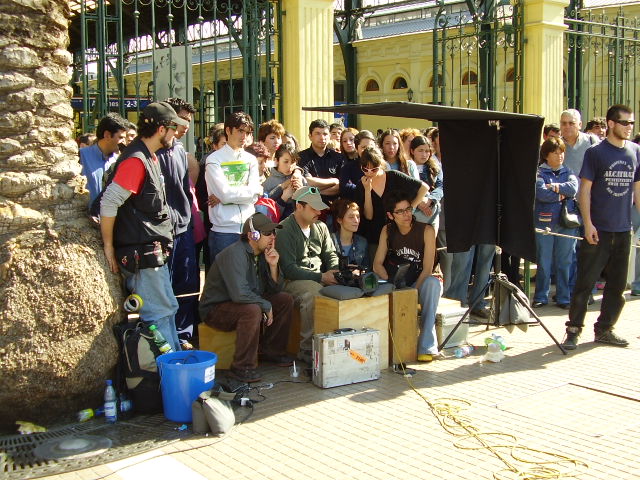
top-left (565, 2), bottom-right (640, 121)
top-left (70, 0), bottom-right (282, 150)
top-left (432, 0), bottom-right (524, 113)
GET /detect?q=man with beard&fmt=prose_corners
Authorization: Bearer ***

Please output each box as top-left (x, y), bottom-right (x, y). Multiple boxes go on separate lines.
top-left (562, 104), bottom-right (640, 350)
top-left (100, 102), bottom-right (189, 351)
top-left (199, 213), bottom-right (293, 383)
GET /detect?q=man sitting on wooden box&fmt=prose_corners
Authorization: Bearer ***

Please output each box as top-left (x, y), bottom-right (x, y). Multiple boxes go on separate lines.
top-left (277, 186), bottom-right (340, 364)
top-left (199, 213), bottom-right (294, 383)
top-left (373, 191), bottom-right (443, 362)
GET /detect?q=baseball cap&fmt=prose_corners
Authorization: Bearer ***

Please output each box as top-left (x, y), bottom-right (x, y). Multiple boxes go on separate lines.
top-left (242, 213), bottom-right (282, 235)
top-left (292, 186), bottom-right (329, 210)
top-left (140, 102), bottom-right (189, 127)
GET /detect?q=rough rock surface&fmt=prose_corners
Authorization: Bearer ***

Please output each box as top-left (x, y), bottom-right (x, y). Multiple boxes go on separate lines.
top-left (0, 0), bottom-right (123, 429)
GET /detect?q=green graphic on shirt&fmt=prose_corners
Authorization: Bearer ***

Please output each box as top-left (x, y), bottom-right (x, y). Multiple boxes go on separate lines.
top-left (221, 160), bottom-right (250, 187)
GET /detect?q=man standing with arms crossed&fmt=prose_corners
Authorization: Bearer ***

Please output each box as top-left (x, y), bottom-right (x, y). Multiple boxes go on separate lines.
top-left (562, 104), bottom-right (640, 350)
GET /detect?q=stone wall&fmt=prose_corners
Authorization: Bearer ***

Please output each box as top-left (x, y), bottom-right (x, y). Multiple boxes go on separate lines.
top-left (0, 0), bottom-right (123, 429)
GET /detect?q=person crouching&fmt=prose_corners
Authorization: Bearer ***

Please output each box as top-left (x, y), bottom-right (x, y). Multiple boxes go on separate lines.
top-left (199, 213), bottom-right (294, 383)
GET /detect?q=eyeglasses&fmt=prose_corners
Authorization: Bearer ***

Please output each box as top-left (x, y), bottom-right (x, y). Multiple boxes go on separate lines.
top-left (361, 166), bottom-right (380, 173)
top-left (392, 206), bottom-right (413, 216)
top-left (260, 230), bottom-right (276, 237)
top-left (295, 186), bottom-right (320, 203)
top-left (615, 119), bottom-right (635, 126)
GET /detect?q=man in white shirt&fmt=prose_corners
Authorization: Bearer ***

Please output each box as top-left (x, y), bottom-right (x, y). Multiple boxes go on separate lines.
top-left (204, 112), bottom-right (263, 261)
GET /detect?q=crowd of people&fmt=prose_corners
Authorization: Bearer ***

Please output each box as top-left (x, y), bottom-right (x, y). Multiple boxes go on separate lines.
top-left (76, 100), bottom-right (639, 382)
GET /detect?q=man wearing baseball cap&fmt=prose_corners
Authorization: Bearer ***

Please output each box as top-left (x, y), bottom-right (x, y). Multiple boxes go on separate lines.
top-left (277, 186), bottom-right (340, 364)
top-left (199, 213), bottom-right (294, 383)
top-left (99, 102), bottom-right (189, 351)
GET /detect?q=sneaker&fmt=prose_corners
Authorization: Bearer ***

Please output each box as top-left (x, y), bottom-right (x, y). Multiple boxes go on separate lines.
top-left (259, 353), bottom-right (295, 367)
top-left (562, 328), bottom-right (581, 350)
top-left (594, 330), bottom-right (629, 347)
top-left (532, 302), bottom-right (546, 308)
top-left (230, 367), bottom-right (262, 383)
top-left (556, 303), bottom-right (570, 310)
top-left (588, 294), bottom-right (595, 305)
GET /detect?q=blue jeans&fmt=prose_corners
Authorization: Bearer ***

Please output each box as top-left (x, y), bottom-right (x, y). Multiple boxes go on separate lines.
top-left (568, 231), bottom-right (631, 333)
top-left (416, 276), bottom-right (443, 354)
top-left (168, 228), bottom-right (200, 344)
top-left (208, 231), bottom-right (240, 263)
top-left (632, 209), bottom-right (640, 291)
top-left (445, 244), bottom-right (495, 309)
top-left (534, 226), bottom-right (577, 305)
top-left (123, 264), bottom-right (180, 352)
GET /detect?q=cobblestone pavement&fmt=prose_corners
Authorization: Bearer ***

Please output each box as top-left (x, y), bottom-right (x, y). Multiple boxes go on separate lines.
top-left (41, 291), bottom-right (640, 480)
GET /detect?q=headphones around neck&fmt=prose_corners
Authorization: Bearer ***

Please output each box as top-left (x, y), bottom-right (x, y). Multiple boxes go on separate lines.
top-left (248, 216), bottom-right (261, 241)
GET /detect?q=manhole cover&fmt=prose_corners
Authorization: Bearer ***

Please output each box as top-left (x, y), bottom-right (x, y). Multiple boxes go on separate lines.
top-left (0, 415), bottom-right (190, 480)
top-left (494, 383), bottom-right (640, 437)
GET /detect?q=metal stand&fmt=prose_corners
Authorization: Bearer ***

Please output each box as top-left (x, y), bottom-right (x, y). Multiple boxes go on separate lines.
top-left (438, 268), bottom-right (567, 355)
top-left (438, 120), bottom-right (566, 355)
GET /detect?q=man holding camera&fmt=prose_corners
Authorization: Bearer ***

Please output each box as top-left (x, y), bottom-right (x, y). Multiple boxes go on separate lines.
top-left (199, 213), bottom-right (294, 383)
top-left (277, 186), bottom-right (340, 363)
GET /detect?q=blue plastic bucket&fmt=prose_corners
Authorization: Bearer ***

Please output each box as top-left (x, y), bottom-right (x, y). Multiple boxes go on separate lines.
top-left (156, 350), bottom-right (217, 423)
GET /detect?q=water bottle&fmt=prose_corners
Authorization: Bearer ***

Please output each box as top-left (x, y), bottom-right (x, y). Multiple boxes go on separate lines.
top-left (454, 345), bottom-right (475, 358)
top-left (484, 334), bottom-right (507, 351)
top-left (149, 324), bottom-right (173, 354)
top-left (119, 393), bottom-right (133, 419)
top-left (104, 380), bottom-right (117, 424)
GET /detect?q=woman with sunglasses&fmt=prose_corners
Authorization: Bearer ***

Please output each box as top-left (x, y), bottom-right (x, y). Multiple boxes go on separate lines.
top-left (355, 146), bottom-right (429, 259)
top-left (340, 129), bottom-right (375, 200)
top-left (378, 129), bottom-right (420, 180)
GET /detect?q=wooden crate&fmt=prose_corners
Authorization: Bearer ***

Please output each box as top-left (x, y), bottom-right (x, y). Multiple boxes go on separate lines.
top-left (314, 294), bottom-right (389, 367)
top-left (198, 323), bottom-right (236, 370)
top-left (389, 288), bottom-right (418, 364)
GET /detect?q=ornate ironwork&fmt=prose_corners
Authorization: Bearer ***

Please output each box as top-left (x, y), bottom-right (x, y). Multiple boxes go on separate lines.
top-left (432, 0), bottom-right (524, 113)
top-left (565, 4), bottom-right (640, 120)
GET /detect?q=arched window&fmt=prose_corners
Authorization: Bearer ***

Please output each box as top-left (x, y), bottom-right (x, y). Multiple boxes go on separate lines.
top-left (461, 71), bottom-right (478, 85)
top-left (365, 79), bottom-right (380, 92)
top-left (505, 67), bottom-right (515, 82)
top-left (392, 76), bottom-right (408, 89)
top-left (429, 74), bottom-right (443, 87)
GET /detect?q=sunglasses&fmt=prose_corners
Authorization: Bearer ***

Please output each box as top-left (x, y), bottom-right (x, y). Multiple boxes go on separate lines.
top-left (392, 206), bottom-right (413, 216)
top-left (295, 186), bottom-right (320, 202)
top-left (260, 230), bottom-right (275, 237)
top-left (361, 166), bottom-right (380, 173)
top-left (615, 119), bottom-right (635, 126)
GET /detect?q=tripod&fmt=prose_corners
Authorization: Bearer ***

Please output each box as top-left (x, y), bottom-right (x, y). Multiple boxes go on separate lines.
top-left (438, 120), bottom-right (566, 354)
top-left (438, 251), bottom-right (567, 355)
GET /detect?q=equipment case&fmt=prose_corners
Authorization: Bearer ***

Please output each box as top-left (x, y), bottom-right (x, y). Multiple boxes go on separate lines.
top-left (312, 328), bottom-right (381, 388)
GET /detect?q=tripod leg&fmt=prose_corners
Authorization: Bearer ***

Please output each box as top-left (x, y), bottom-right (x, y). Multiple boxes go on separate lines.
top-left (518, 295), bottom-right (568, 355)
top-left (438, 306), bottom-right (472, 351)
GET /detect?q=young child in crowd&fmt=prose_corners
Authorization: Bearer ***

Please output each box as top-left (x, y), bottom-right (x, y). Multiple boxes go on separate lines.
top-left (262, 143), bottom-right (307, 219)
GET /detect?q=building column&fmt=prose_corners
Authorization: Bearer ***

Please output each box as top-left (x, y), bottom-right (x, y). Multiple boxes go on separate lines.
top-left (281, 0), bottom-right (335, 143)
top-left (523, 0), bottom-right (569, 124)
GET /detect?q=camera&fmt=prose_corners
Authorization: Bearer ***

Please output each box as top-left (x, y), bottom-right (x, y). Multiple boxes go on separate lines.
top-left (333, 256), bottom-right (379, 295)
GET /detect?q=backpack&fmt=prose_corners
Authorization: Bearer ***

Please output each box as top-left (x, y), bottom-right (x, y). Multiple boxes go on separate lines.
top-left (113, 319), bottom-right (164, 414)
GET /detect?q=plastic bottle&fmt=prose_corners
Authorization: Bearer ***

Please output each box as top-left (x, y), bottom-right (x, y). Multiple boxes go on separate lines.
top-left (104, 380), bottom-right (117, 424)
top-left (149, 324), bottom-right (173, 354)
top-left (119, 393), bottom-right (133, 419)
top-left (77, 407), bottom-right (106, 422)
top-left (454, 345), bottom-right (475, 358)
top-left (484, 334), bottom-right (507, 351)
